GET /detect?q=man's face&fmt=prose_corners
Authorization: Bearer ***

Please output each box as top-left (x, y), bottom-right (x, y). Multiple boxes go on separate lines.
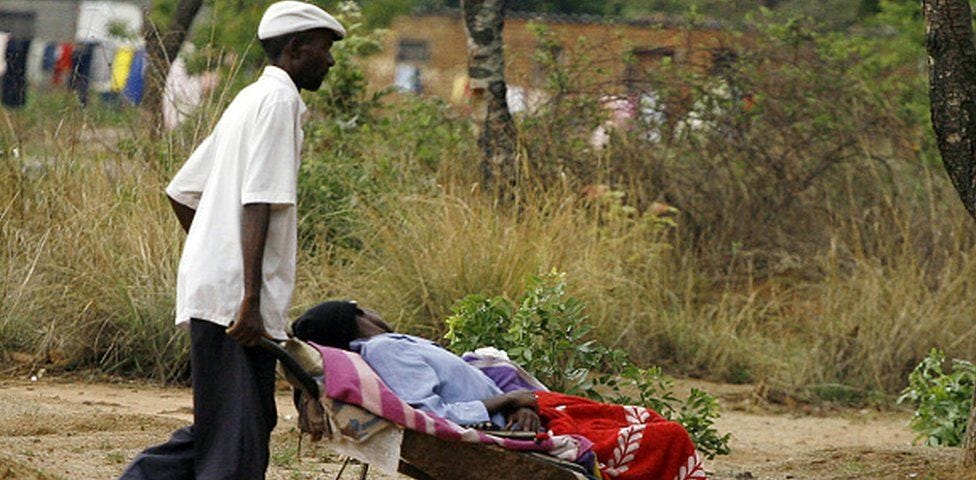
top-left (291, 29), bottom-right (336, 91)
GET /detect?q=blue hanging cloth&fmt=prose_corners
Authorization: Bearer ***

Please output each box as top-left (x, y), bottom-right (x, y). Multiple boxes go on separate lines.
top-left (41, 42), bottom-right (56, 72)
top-left (122, 49), bottom-right (146, 104)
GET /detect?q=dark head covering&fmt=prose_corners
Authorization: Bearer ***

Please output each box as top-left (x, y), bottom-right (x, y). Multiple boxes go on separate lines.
top-left (292, 300), bottom-right (362, 350)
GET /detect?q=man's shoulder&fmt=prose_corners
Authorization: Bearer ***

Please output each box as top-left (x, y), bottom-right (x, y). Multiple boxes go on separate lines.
top-left (235, 84), bottom-right (302, 110)
top-left (227, 79), bottom-right (301, 114)
top-left (254, 72), bottom-right (303, 104)
top-left (207, 85), bottom-right (300, 139)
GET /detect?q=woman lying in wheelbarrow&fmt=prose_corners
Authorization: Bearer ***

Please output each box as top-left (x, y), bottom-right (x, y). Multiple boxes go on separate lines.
top-left (292, 300), bottom-right (707, 480)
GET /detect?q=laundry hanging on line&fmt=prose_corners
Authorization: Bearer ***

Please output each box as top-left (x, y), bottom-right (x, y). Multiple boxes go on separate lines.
top-left (52, 43), bottom-right (73, 85)
top-left (122, 48), bottom-right (145, 104)
top-left (2, 38), bottom-right (32, 108)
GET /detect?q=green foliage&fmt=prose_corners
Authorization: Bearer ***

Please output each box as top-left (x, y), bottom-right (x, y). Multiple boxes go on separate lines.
top-left (821, 1), bottom-right (934, 163)
top-left (359, 0), bottom-right (441, 27)
top-left (297, 96), bottom-right (470, 251)
top-left (106, 19), bottom-right (139, 42)
top-left (293, 3), bottom-right (471, 252)
top-left (898, 349), bottom-right (975, 447)
top-left (306, 2), bottom-right (386, 124)
top-left (150, 1), bottom-right (276, 74)
top-left (520, 24), bottom-right (605, 184)
top-left (445, 271), bottom-right (730, 459)
top-left (447, 272), bottom-right (605, 395)
top-left (398, 0), bottom-right (881, 26)
top-left (163, 1), bottom-right (358, 75)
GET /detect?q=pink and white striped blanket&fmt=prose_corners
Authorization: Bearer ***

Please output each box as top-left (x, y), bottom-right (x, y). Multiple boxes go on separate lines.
top-left (312, 343), bottom-right (584, 458)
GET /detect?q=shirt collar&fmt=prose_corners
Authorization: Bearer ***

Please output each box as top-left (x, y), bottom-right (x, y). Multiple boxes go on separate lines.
top-left (262, 65), bottom-right (308, 117)
top-left (262, 65), bottom-right (297, 90)
top-left (349, 333), bottom-right (435, 352)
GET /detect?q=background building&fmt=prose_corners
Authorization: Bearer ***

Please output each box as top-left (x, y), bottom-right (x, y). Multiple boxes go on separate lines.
top-left (0, 0), bottom-right (146, 42)
top-left (364, 8), bottom-right (736, 111)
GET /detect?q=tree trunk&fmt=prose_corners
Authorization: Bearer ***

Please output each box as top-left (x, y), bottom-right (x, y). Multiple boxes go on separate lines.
top-left (921, 0), bottom-right (976, 467)
top-left (142, 0), bottom-right (204, 131)
top-left (461, 0), bottom-right (518, 195)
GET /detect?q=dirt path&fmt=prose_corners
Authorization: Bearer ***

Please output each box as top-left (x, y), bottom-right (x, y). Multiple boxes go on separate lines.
top-left (0, 377), bottom-right (967, 479)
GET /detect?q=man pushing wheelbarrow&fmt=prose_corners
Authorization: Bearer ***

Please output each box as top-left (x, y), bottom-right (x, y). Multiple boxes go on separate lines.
top-left (118, 3), bottom-right (345, 478)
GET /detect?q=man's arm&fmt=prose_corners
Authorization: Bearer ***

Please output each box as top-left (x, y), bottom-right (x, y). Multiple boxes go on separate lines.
top-left (167, 195), bottom-right (196, 234)
top-left (165, 134), bottom-right (216, 231)
top-left (227, 202), bottom-right (271, 346)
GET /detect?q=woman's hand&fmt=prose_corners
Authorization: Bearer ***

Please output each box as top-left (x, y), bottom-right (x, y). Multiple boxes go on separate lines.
top-left (505, 407), bottom-right (542, 432)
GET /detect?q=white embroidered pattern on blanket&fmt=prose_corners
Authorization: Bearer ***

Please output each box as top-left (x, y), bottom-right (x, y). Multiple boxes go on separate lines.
top-left (600, 406), bottom-right (707, 480)
top-left (675, 451), bottom-right (707, 480)
top-left (601, 406), bottom-right (648, 477)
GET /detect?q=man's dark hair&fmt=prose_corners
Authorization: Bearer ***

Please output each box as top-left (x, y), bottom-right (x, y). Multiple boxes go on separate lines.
top-left (292, 300), bottom-right (362, 350)
top-left (260, 29), bottom-right (328, 62)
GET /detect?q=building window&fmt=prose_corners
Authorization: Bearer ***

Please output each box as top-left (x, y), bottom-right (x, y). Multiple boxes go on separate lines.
top-left (624, 47), bottom-right (675, 89)
top-left (396, 39), bottom-right (430, 63)
top-left (0, 10), bottom-right (36, 39)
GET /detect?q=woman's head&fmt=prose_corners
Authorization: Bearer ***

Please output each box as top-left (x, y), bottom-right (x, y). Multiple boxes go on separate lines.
top-left (291, 301), bottom-right (392, 349)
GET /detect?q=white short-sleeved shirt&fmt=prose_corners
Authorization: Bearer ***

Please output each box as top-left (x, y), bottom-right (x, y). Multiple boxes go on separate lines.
top-left (165, 66), bottom-right (307, 339)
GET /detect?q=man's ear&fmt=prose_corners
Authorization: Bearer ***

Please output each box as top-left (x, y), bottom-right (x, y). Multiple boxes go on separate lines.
top-left (281, 36), bottom-right (301, 62)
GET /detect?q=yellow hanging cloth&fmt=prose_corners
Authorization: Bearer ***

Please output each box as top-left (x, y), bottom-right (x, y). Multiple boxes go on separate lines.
top-left (110, 46), bottom-right (135, 92)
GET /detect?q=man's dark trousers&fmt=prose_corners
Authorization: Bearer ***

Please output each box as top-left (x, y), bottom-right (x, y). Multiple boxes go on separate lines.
top-left (119, 319), bottom-right (278, 479)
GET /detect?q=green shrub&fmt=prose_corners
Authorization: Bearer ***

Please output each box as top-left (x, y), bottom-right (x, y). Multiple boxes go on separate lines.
top-left (444, 271), bottom-right (730, 459)
top-left (297, 97), bottom-right (471, 253)
top-left (898, 348), bottom-right (975, 447)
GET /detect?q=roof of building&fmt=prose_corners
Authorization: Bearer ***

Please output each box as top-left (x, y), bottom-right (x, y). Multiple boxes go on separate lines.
top-left (412, 7), bottom-right (723, 30)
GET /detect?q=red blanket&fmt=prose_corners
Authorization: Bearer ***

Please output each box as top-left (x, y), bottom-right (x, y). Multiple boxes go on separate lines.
top-left (537, 392), bottom-right (706, 480)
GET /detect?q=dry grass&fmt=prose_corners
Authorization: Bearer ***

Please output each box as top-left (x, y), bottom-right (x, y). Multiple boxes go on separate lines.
top-left (0, 100), bottom-right (191, 380)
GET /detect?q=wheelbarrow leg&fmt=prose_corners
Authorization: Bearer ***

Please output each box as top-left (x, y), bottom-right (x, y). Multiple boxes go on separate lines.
top-left (397, 460), bottom-right (438, 480)
top-left (334, 456), bottom-right (351, 479)
top-left (334, 456), bottom-right (372, 480)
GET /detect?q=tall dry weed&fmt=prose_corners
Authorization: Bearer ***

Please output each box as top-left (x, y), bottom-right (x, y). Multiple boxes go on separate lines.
top-left (0, 149), bottom-right (187, 379)
top-left (792, 220), bottom-right (976, 394)
top-left (315, 187), bottom-right (679, 338)
top-left (0, 90), bottom-right (206, 381)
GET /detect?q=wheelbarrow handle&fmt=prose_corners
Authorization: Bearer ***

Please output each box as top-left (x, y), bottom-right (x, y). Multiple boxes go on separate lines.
top-left (257, 337), bottom-right (321, 399)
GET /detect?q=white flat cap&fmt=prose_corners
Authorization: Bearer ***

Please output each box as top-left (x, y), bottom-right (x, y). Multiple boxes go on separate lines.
top-left (258, 1), bottom-right (346, 40)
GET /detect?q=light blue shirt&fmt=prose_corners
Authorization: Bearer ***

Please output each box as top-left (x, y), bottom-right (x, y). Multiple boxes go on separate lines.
top-left (351, 333), bottom-right (506, 427)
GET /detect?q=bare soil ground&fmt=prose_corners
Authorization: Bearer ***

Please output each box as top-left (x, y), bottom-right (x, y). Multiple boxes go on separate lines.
top-left (0, 377), bottom-right (969, 480)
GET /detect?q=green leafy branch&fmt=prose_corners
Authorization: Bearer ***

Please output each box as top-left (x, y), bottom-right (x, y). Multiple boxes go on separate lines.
top-left (898, 348), bottom-right (975, 447)
top-left (445, 270), bottom-right (730, 458)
